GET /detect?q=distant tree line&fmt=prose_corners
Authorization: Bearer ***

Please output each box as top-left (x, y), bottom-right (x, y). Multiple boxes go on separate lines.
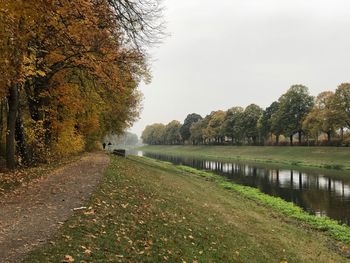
top-left (142, 84), bottom-right (350, 146)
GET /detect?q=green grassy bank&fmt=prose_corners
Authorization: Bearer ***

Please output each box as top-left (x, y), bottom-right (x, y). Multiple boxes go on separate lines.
top-left (139, 145), bottom-right (350, 171)
top-left (25, 156), bottom-right (349, 262)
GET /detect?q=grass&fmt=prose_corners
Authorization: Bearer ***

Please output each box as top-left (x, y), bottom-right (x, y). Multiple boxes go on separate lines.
top-left (25, 156), bottom-right (350, 262)
top-left (175, 165), bottom-right (350, 245)
top-left (139, 145), bottom-right (350, 171)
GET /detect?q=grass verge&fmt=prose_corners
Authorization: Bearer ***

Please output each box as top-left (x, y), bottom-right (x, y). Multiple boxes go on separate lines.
top-left (25, 156), bottom-right (349, 262)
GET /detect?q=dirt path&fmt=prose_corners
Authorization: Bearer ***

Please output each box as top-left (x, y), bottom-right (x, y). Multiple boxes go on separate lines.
top-left (0, 152), bottom-right (109, 263)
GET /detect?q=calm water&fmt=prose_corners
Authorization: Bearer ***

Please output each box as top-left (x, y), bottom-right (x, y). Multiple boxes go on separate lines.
top-left (132, 151), bottom-right (350, 226)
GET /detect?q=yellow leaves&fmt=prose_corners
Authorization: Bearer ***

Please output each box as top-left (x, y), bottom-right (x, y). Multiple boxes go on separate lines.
top-left (23, 54), bottom-right (35, 65)
top-left (24, 119), bottom-right (51, 162)
top-left (22, 54), bottom-right (37, 79)
top-left (36, 70), bottom-right (46, 77)
top-left (51, 124), bottom-right (85, 157)
top-left (22, 53), bottom-right (47, 79)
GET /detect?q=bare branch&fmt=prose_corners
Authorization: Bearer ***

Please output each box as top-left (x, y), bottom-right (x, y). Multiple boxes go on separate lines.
top-left (106, 0), bottom-right (166, 50)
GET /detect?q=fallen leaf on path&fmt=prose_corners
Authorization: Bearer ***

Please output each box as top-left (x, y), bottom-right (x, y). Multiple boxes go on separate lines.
top-left (84, 210), bottom-right (96, 215)
top-left (62, 255), bottom-right (74, 262)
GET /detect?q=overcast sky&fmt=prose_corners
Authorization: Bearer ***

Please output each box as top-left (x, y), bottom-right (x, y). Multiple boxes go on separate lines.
top-left (129, 0), bottom-right (350, 136)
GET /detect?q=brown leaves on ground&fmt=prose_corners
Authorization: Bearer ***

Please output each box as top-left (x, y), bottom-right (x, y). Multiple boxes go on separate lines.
top-left (62, 255), bottom-right (74, 262)
top-left (0, 155), bottom-right (80, 198)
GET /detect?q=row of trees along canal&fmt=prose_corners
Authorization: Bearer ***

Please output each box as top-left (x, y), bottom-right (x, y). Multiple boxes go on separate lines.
top-left (0, 0), bottom-right (163, 169)
top-left (142, 84), bottom-right (350, 146)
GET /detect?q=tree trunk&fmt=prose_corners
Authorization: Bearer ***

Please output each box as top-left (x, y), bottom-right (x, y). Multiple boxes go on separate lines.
top-left (275, 134), bottom-right (279, 145)
top-left (25, 79), bottom-right (51, 148)
top-left (16, 105), bottom-right (31, 165)
top-left (290, 135), bottom-right (293, 146)
top-left (252, 136), bottom-right (257, 145)
top-left (298, 131), bottom-right (302, 145)
top-left (327, 131), bottom-right (331, 143)
top-left (340, 128), bottom-right (344, 142)
top-left (0, 99), bottom-right (4, 154)
top-left (6, 86), bottom-right (19, 169)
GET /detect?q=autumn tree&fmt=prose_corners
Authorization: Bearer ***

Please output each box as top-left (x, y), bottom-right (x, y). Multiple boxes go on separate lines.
top-left (259, 101), bottom-right (279, 144)
top-left (180, 113), bottom-right (202, 143)
top-left (0, 0), bottom-right (162, 168)
top-left (203, 111), bottom-right (226, 144)
top-left (164, 120), bottom-right (182, 145)
top-left (240, 104), bottom-right (263, 145)
top-left (272, 85), bottom-right (314, 145)
top-left (332, 83), bottom-right (350, 140)
top-left (0, 1), bottom-right (51, 168)
top-left (189, 120), bottom-right (206, 145)
top-left (222, 107), bottom-right (244, 145)
top-left (141, 125), bottom-right (153, 144)
top-left (303, 91), bottom-right (340, 143)
top-left (141, 123), bottom-right (165, 145)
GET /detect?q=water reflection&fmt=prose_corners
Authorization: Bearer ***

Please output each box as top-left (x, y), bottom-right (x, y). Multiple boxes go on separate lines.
top-left (134, 151), bottom-right (350, 226)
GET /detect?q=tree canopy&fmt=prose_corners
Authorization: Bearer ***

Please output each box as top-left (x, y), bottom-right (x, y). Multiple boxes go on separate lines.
top-left (180, 113), bottom-right (202, 142)
top-left (272, 85), bottom-right (314, 145)
top-left (0, 0), bottom-right (163, 168)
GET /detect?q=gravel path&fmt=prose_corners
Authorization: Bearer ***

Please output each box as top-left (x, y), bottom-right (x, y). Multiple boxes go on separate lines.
top-left (0, 152), bottom-right (109, 263)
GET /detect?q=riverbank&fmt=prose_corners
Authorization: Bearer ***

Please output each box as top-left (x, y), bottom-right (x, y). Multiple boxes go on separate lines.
top-left (26, 156), bottom-right (349, 262)
top-left (139, 145), bottom-right (350, 171)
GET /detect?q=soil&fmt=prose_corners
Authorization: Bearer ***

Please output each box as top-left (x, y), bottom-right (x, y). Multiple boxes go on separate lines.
top-left (0, 152), bottom-right (109, 263)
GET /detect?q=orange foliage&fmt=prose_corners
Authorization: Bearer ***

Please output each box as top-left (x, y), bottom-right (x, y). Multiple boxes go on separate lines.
top-left (1, 0), bottom-right (148, 163)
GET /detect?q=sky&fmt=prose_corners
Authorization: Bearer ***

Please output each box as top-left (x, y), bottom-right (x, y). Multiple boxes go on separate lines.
top-left (129, 0), bottom-right (350, 137)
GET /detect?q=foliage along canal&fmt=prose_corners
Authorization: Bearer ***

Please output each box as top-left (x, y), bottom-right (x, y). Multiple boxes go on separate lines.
top-left (132, 150), bottom-right (350, 226)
